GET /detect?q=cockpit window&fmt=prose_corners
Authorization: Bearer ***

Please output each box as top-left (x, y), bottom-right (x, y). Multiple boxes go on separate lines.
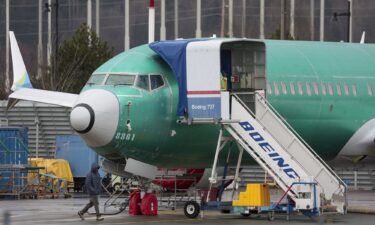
top-left (106, 74), bottom-right (136, 86)
top-left (136, 75), bottom-right (149, 90)
top-left (86, 74), bottom-right (106, 85)
top-left (150, 75), bottom-right (164, 90)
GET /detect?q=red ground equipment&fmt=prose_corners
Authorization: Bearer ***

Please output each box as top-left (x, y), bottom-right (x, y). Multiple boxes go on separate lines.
top-left (129, 190), bottom-right (142, 215)
top-left (152, 168), bottom-right (205, 190)
top-left (140, 193), bottom-right (158, 216)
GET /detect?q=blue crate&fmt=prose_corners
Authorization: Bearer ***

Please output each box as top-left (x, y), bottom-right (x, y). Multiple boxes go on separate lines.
top-left (0, 127), bottom-right (29, 193)
top-left (0, 127), bottom-right (28, 165)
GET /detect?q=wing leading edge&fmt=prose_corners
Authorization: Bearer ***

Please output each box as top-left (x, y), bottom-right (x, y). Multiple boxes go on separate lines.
top-left (8, 88), bottom-right (78, 109)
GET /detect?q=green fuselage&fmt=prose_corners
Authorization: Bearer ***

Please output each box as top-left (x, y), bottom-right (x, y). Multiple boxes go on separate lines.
top-left (82, 40), bottom-right (375, 168)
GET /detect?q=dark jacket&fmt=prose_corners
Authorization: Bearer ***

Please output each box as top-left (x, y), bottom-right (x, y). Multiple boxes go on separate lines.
top-left (85, 162), bottom-right (102, 196)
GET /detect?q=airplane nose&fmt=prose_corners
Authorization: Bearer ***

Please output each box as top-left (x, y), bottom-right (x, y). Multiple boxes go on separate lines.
top-left (70, 103), bottom-right (95, 133)
top-left (70, 89), bottom-right (119, 147)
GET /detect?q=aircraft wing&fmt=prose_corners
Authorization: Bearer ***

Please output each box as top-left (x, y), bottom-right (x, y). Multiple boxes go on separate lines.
top-left (8, 88), bottom-right (78, 109)
top-left (7, 31), bottom-right (78, 109)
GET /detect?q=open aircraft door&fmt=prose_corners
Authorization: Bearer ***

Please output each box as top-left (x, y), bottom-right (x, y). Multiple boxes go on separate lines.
top-left (185, 40), bottom-right (266, 121)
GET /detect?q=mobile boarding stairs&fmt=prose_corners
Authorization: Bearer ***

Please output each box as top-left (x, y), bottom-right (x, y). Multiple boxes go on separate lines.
top-left (210, 92), bottom-right (347, 216)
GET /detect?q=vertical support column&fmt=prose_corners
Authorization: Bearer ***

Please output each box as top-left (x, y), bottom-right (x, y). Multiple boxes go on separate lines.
top-left (96, 0), bottom-right (100, 36)
top-left (290, 0), bottom-right (295, 39)
top-left (260, 0), bottom-right (265, 39)
top-left (160, 0), bottom-right (166, 40)
top-left (241, 0), bottom-right (246, 37)
top-left (5, 0), bottom-right (10, 92)
top-left (232, 143), bottom-right (244, 199)
top-left (38, 0), bottom-right (43, 80)
top-left (209, 128), bottom-right (223, 183)
top-left (207, 128), bottom-right (226, 204)
top-left (47, 0), bottom-right (52, 68)
top-left (87, 0), bottom-right (92, 28)
top-left (354, 170), bottom-right (358, 190)
top-left (319, 0), bottom-right (324, 41)
top-left (124, 0), bottom-right (130, 50)
top-left (220, 0), bottom-right (225, 37)
top-left (54, 0), bottom-right (59, 90)
top-left (35, 116), bottom-right (39, 158)
top-left (159, 174), bottom-right (163, 207)
top-left (348, 0), bottom-right (353, 43)
top-left (310, 0), bottom-right (315, 40)
top-left (174, 0), bottom-right (179, 39)
top-left (174, 175), bottom-right (177, 210)
top-left (148, 0), bottom-right (155, 43)
top-left (228, 0), bottom-right (233, 37)
top-left (280, 0), bottom-right (285, 40)
top-left (196, 0), bottom-right (202, 38)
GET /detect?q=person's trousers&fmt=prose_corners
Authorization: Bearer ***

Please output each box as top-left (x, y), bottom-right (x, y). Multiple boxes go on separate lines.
top-left (80, 195), bottom-right (100, 217)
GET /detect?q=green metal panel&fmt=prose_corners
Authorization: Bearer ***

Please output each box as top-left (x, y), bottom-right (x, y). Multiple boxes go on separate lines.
top-left (265, 40), bottom-right (375, 160)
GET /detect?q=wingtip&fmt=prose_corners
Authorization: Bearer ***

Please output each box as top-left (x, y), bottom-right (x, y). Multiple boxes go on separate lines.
top-left (9, 31), bottom-right (33, 90)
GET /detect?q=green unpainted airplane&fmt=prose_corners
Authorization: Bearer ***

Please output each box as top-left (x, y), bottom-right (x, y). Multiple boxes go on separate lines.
top-left (7, 32), bottom-right (375, 174)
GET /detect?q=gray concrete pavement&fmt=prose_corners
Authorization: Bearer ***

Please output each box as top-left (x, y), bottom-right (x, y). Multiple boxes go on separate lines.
top-left (1, 191), bottom-right (375, 225)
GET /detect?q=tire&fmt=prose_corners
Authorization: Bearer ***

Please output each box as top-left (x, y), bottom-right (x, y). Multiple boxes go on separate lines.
top-left (268, 211), bottom-right (275, 221)
top-left (184, 201), bottom-right (200, 218)
top-left (113, 183), bottom-right (121, 194)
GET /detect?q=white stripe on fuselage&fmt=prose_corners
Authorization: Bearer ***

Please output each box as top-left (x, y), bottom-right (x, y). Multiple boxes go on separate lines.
top-left (117, 94), bottom-right (143, 98)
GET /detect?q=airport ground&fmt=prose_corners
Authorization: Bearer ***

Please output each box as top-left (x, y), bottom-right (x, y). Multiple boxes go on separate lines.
top-left (1, 191), bottom-right (375, 225)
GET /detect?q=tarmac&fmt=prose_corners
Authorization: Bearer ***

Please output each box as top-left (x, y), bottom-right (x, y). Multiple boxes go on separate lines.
top-left (1, 191), bottom-right (375, 225)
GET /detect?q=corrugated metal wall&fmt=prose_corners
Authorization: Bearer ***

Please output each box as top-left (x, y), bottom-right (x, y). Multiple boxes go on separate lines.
top-left (0, 101), bottom-right (74, 158)
top-left (240, 165), bottom-right (375, 191)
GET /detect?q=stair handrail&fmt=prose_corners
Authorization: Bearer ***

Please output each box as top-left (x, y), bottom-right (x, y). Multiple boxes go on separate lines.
top-left (227, 97), bottom-right (298, 196)
top-left (225, 126), bottom-right (295, 197)
top-left (232, 93), bottom-right (347, 196)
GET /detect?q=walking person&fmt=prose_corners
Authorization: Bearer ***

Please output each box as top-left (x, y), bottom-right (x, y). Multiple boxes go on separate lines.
top-left (78, 163), bottom-right (104, 221)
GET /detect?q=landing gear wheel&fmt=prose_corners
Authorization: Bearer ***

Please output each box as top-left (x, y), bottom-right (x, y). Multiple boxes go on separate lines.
top-left (113, 183), bottom-right (121, 193)
top-left (268, 211), bottom-right (275, 221)
top-left (184, 201), bottom-right (200, 218)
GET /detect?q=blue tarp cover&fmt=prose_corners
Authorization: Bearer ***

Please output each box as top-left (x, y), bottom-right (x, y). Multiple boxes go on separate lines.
top-left (149, 39), bottom-right (208, 116)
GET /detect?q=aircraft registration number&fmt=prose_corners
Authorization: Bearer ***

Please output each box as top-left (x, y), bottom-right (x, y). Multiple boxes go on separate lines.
top-left (115, 132), bottom-right (136, 141)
